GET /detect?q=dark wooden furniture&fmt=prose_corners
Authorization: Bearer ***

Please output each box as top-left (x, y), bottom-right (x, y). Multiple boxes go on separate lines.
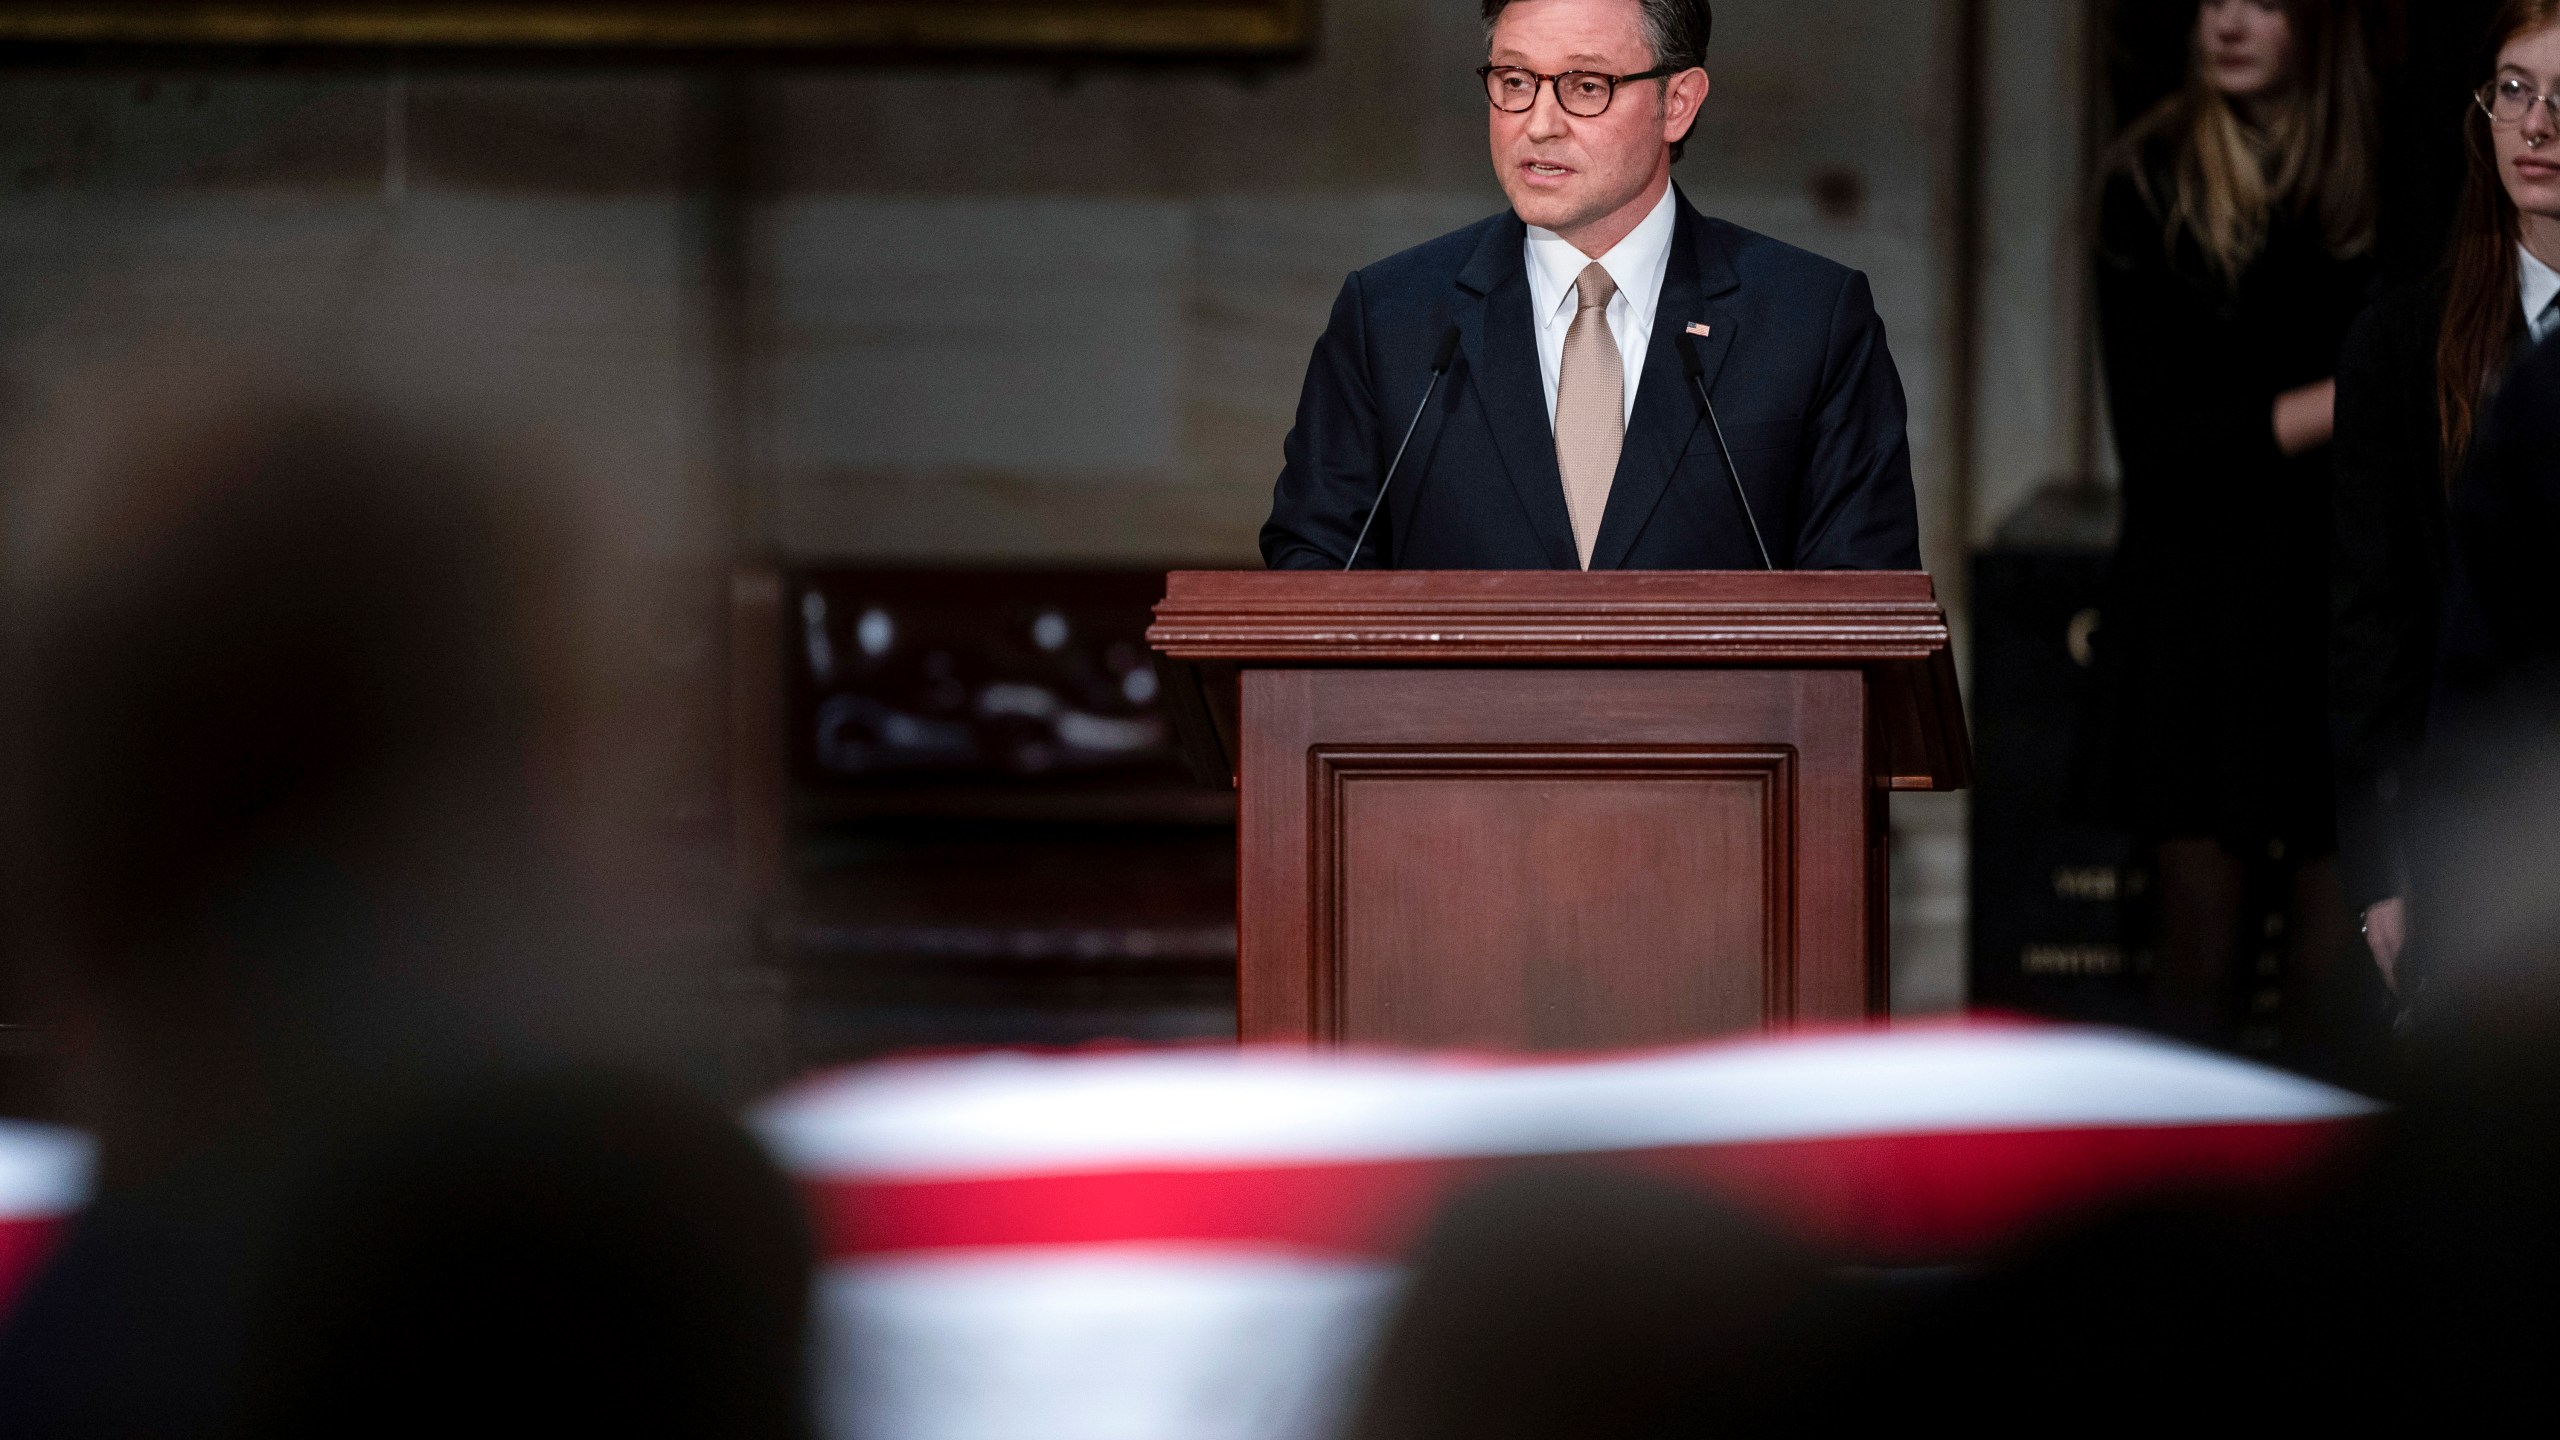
top-left (1967, 543), bottom-right (2143, 1025)
top-left (1149, 571), bottom-right (1969, 1050)
top-left (733, 565), bottom-right (1239, 1069)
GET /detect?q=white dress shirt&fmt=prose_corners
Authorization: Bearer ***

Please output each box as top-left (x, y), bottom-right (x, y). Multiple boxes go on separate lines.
top-left (1524, 183), bottom-right (1678, 429)
top-left (2524, 244), bottom-right (2560, 346)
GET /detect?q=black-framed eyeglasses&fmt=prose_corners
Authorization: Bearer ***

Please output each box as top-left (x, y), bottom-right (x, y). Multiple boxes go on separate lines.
top-left (2478, 76), bottom-right (2560, 128)
top-left (1479, 63), bottom-right (1685, 118)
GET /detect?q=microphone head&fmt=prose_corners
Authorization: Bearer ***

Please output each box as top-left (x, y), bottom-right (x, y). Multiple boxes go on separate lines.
top-left (1431, 326), bottom-right (1462, 374)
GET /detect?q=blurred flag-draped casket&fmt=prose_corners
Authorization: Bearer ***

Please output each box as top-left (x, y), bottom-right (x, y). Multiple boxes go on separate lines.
top-left (755, 1022), bottom-right (2379, 1440)
top-left (0, 1122), bottom-right (92, 1317)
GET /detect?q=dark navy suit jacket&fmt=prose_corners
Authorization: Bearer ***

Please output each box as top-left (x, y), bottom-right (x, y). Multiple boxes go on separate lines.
top-left (1260, 186), bottom-right (1922, 571)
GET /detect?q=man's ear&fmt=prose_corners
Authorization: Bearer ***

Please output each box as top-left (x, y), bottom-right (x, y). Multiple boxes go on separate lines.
top-left (1665, 69), bottom-right (1710, 141)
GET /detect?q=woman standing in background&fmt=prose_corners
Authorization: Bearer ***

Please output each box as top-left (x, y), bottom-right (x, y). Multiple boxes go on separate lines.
top-left (2335, 0), bottom-right (2560, 1010)
top-left (2096, 0), bottom-right (2377, 1054)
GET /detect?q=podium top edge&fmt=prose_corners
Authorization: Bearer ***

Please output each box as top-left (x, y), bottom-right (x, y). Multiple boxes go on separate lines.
top-left (1156, 569), bottom-right (1943, 599)
top-left (1149, 570), bottom-right (1953, 659)
top-left (1144, 570), bottom-right (1970, 787)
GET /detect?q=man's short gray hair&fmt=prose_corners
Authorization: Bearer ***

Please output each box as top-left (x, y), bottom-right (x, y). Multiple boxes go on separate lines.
top-left (1479, 0), bottom-right (1713, 160)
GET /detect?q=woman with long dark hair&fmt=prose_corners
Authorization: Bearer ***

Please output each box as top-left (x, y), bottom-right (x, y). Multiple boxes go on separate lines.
top-left (2334, 0), bottom-right (2560, 1001)
top-left (2097, 0), bottom-right (2377, 1049)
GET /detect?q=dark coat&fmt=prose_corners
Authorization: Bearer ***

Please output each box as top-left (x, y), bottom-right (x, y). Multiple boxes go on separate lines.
top-left (2094, 152), bottom-right (2375, 850)
top-left (2404, 335), bottom-right (2560, 1005)
top-left (2446, 333), bottom-right (2560, 679)
top-left (2330, 282), bottom-right (2452, 911)
top-left (1259, 186), bottom-right (1922, 572)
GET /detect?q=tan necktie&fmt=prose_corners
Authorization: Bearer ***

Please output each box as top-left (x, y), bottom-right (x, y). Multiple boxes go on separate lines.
top-left (1555, 261), bottom-right (1624, 570)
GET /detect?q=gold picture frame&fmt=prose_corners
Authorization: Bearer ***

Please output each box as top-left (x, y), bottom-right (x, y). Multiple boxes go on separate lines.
top-left (0, 1), bottom-right (1317, 53)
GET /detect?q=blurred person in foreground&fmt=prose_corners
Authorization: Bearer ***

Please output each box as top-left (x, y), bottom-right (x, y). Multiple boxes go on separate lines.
top-left (1348, 713), bottom-right (2560, 1434)
top-left (1342, 1165), bottom-right (1845, 1440)
top-left (2095, 0), bottom-right (2378, 1061)
top-left (1918, 418), bottom-right (2560, 1428)
top-left (2335, 0), bottom-right (2560, 1008)
top-left (0, 394), bottom-right (811, 1436)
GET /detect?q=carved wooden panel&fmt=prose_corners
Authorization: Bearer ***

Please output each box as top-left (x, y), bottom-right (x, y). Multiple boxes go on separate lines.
top-left (1239, 667), bottom-right (1875, 1049)
top-left (1312, 748), bottom-right (1793, 1049)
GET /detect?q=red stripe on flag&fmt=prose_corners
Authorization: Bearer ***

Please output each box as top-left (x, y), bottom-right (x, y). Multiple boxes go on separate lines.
top-left (0, 1216), bottom-right (66, 1319)
top-left (805, 1120), bottom-right (2371, 1267)
top-left (819, 1157), bottom-right (1487, 1263)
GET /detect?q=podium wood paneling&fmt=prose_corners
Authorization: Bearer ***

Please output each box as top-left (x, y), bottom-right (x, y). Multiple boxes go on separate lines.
top-left (1151, 571), bottom-right (1965, 1050)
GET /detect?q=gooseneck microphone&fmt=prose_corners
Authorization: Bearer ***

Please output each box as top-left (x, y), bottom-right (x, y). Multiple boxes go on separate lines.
top-left (1680, 336), bottom-right (1776, 571)
top-left (1344, 325), bottom-right (1463, 571)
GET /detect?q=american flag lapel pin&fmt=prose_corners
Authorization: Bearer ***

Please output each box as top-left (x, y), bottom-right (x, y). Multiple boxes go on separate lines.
top-left (1685, 322), bottom-right (1713, 339)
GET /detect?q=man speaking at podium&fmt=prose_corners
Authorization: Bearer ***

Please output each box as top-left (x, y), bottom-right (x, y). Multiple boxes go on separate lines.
top-left (1260, 0), bottom-right (1922, 573)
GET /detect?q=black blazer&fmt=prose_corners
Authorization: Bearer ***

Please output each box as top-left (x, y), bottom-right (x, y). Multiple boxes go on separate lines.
top-left (2403, 336), bottom-right (2560, 999)
top-left (1259, 186), bottom-right (1921, 571)
top-left (2448, 333), bottom-right (2560, 679)
top-left (2093, 156), bottom-right (2370, 850)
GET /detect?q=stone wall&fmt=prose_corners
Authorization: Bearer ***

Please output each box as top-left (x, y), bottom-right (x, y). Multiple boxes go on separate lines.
top-left (0, 0), bottom-right (2058, 1017)
top-left (0, 0), bottom-right (1957, 565)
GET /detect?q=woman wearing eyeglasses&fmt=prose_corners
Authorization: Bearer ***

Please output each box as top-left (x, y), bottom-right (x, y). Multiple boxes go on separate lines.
top-left (2334, 0), bottom-right (2560, 1014)
top-left (2095, 0), bottom-right (2377, 1055)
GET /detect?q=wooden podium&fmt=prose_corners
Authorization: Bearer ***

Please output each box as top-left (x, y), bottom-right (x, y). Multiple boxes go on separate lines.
top-left (1148, 571), bottom-right (1968, 1050)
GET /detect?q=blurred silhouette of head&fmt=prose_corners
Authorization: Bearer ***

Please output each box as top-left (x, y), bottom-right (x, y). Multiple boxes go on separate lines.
top-left (1343, 1161), bottom-right (1836, 1440)
top-left (0, 386), bottom-right (817, 1439)
top-left (2, 393), bottom-right (594, 1178)
top-left (2412, 724), bottom-right (2560, 1043)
